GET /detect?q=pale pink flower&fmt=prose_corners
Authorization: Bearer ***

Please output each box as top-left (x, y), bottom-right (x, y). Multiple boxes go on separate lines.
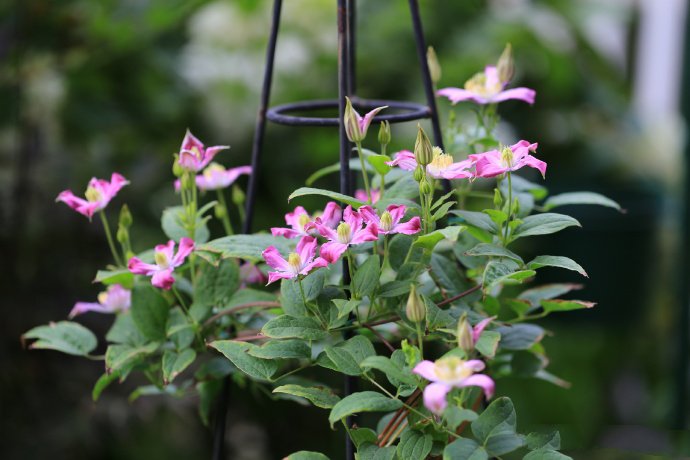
top-left (271, 202), bottom-right (342, 239)
top-left (386, 148), bottom-right (474, 180)
top-left (174, 163), bottom-right (251, 191)
top-left (314, 206), bottom-right (379, 263)
top-left (69, 284), bottom-right (131, 318)
top-left (128, 238), bottom-right (195, 290)
top-left (177, 130), bottom-right (230, 172)
top-left (355, 188), bottom-right (380, 204)
top-left (359, 204), bottom-right (421, 235)
top-left (469, 140), bottom-right (546, 178)
top-left (413, 357), bottom-right (495, 415)
top-left (56, 173), bottom-right (129, 220)
top-left (262, 236), bottom-right (329, 284)
top-left (437, 65), bottom-right (535, 105)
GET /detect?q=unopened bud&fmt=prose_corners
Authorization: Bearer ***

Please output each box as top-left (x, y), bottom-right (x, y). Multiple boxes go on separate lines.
top-left (116, 226), bottom-right (128, 244)
top-left (172, 155), bottom-right (184, 178)
top-left (414, 125), bottom-right (433, 166)
top-left (378, 121), bottom-right (391, 147)
top-left (419, 177), bottom-right (433, 195)
top-left (427, 46), bottom-right (442, 85)
top-left (457, 313), bottom-right (474, 353)
top-left (181, 173), bottom-right (195, 191)
top-left (231, 184), bottom-right (245, 207)
top-left (215, 202), bottom-right (226, 219)
top-left (119, 204), bottom-right (133, 228)
top-left (413, 165), bottom-right (425, 183)
top-left (493, 188), bottom-right (503, 209)
top-left (406, 284), bottom-right (425, 323)
top-left (512, 197), bottom-right (520, 216)
top-left (380, 211), bottom-right (393, 232)
top-left (497, 43), bottom-right (515, 84)
top-left (344, 97), bottom-right (363, 143)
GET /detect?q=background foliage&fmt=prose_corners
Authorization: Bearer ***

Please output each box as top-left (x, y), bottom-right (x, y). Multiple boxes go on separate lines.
top-left (3, 0), bottom-right (686, 458)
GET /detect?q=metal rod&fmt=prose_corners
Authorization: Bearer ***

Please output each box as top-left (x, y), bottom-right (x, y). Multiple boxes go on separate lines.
top-left (338, 1), bottom-right (356, 459)
top-left (211, 2), bottom-right (283, 459)
top-left (407, 0), bottom-right (450, 193)
top-left (243, 0), bottom-right (283, 235)
top-left (346, 0), bottom-right (356, 96)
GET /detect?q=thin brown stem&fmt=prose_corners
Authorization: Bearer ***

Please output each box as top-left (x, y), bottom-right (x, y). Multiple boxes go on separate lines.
top-left (364, 324), bottom-right (395, 354)
top-left (229, 333), bottom-right (266, 342)
top-left (378, 390), bottom-right (421, 446)
top-left (437, 284), bottom-right (481, 307)
top-left (203, 301), bottom-right (280, 328)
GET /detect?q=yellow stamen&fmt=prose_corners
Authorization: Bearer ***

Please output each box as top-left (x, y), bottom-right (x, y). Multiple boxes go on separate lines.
top-left (154, 251), bottom-right (169, 268)
top-left (430, 148), bottom-right (454, 170)
top-left (500, 146), bottom-right (514, 169)
top-left (97, 291), bottom-right (109, 305)
top-left (464, 71), bottom-right (501, 97)
top-left (434, 356), bottom-right (473, 382)
top-left (297, 214), bottom-right (311, 232)
top-left (336, 222), bottom-right (351, 244)
top-left (84, 186), bottom-right (102, 203)
top-left (380, 211), bottom-right (393, 232)
top-left (287, 252), bottom-right (301, 272)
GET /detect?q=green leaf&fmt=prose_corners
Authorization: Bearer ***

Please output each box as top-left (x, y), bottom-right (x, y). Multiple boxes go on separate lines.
top-left (449, 210), bottom-right (498, 233)
top-left (273, 384), bottom-right (341, 409)
top-left (443, 407), bottom-right (478, 431)
top-left (526, 431), bottom-right (561, 450)
top-left (209, 340), bottom-right (278, 381)
top-left (543, 191), bottom-right (622, 212)
top-left (357, 443), bottom-right (396, 460)
top-left (161, 206), bottom-right (209, 243)
top-left (105, 342), bottom-right (159, 373)
top-left (367, 153), bottom-right (392, 175)
top-left (541, 299), bottom-right (596, 313)
top-left (377, 281), bottom-right (411, 298)
top-left (289, 187), bottom-right (366, 208)
top-left (317, 336), bottom-right (376, 373)
top-left (328, 391), bottom-right (402, 428)
top-left (413, 225), bottom-right (465, 251)
top-left (199, 234), bottom-right (292, 262)
top-left (92, 372), bottom-right (119, 401)
top-left (353, 255), bottom-right (380, 299)
top-left (247, 339), bottom-right (311, 360)
top-left (396, 430), bottom-right (433, 460)
top-left (162, 348), bottom-right (196, 384)
top-left (483, 260), bottom-right (535, 289)
top-left (431, 253), bottom-right (472, 296)
top-left (464, 243), bottom-right (523, 264)
top-left (384, 175), bottom-right (420, 201)
top-left (496, 324), bottom-right (544, 350)
top-left (262, 315), bottom-right (327, 341)
top-left (471, 397), bottom-right (523, 456)
top-left (432, 200), bottom-right (457, 222)
top-left (349, 428), bottom-right (378, 449)
top-left (24, 321), bottom-right (97, 356)
top-left (106, 312), bottom-right (146, 346)
top-left (360, 355), bottom-right (417, 387)
top-left (424, 297), bottom-right (454, 330)
top-left (324, 345), bottom-right (364, 376)
top-left (443, 438), bottom-right (488, 460)
top-left (523, 449), bottom-right (573, 460)
top-left (512, 213), bottom-right (580, 238)
top-left (332, 299), bottom-right (360, 319)
top-left (195, 258), bottom-right (240, 308)
top-left (131, 285), bottom-right (169, 341)
top-left (527, 255), bottom-right (587, 277)
top-left (284, 451), bottom-right (330, 460)
top-left (388, 234), bottom-right (413, 269)
top-left (475, 330), bottom-right (501, 358)
top-left (518, 283), bottom-right (583, 308)
top-left (93, 269), bottom-right (134, 288)
top-left (167, 307), bottom-right (194, 350)
top-left (281, 278), bottom-right (308, 316)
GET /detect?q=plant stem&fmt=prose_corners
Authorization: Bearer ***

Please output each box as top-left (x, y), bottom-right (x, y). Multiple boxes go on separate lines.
top-left (503, 172), bottom-right (513, 244)
top-left (416, 321), bottom-right (425, 358)
top-left (215, 189), bottom-right (234, 235)
top-left (99, 211), bottom-right (124, 267)
top-left (355, 142), bottom-right (372, 203)
top-left (298, 276), bottom-right (327, 327)
top-left (173, 285), bottom-right (205, 347)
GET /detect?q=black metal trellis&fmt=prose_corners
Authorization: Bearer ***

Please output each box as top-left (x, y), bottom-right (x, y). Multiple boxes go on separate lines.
top-left (212, 1), bottom-right (444, 458)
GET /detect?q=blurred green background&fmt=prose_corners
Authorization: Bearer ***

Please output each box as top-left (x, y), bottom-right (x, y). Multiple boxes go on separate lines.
top-left (4, 0), bottom-right (690, 458)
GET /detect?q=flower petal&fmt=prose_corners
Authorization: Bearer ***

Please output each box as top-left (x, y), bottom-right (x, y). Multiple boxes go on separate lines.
top-left (386, 150), bottom-right (417, 171)
top-left (457, 374), bottom-right (495, 399)
top-left (267, 271), bottom-right (295, 284)
top-left (180, 129), bottom-right (205, 152)
top-left (320, 201), bottom-right (343, 228)
top-left (69, 302), bottom-right (109, 318)
top-left (437, 87), bottom-right (487, 105)
top-left (358, 206), bottom-right (379, 225)
top-left (128, 257), bottom-right (159, 275)
top-left (463, 360), bottom-right (486, 372)
top-left (270, 227), bottom-right (302, 239)
top-left (412, 360), bottom-right (439, 381)
top-left (492, 87), bottom-right (536, 105)
top-left (296, 236), bottom-right (318, 264)
top-left (518, 154), bottom-right (547, 178)
top-left (172, 237), bottom-right (195, 266)
top-left (423, 382), bottom-right (452, 415)
top-left (351, 223), bottom-right (379, 244)
top-left (392, 216), bottom-right (421, 235)
top-left (319, 241), bottom-right (348, 264)
top-left (359, 106), bottom-right (387, 135)
top-left (472, 317), bottom-right (495, 344)
top-left (262, 246), bottom-right (291, 272)
top-left (151, 268), bottom-right (176, 290)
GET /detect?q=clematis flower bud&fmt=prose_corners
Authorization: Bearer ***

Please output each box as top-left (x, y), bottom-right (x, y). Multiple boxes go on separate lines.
top-left (172, 156), bottom-right (184, 178)
top-left (493, 188), bottom-right (503, 209)
top-left (419, 177), bottom-right (433, 195)
top-left (497, 43), bottom-right (514, 84)
top-left (119, 204), bottom-right (133, 228)
top-left (378, 120), bottom-right (391, 147)
top-left (414, 125), bottom-right (434, 166)
top-left (344, 97), bottom-right (363, 143)
top-left (116, 226), bottom-right (128, 245)
top-left (427, 46), bottom-right (442, 85)
top-left (457, 313), bottom-right (474, 353)
top-left (232, 184), bottom-right (245, 207)
top-left (379, 211), bottom-right (393, 232)
top-left (413, 165), bottom-right (425, 182)
top-left (406, 284), bottom-right (426, 323)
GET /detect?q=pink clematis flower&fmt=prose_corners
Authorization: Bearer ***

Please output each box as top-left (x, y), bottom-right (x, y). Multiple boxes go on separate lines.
top-left (174, 163), bottom-right (251, 192)
top-left (469, 140), bottom-right (546, 178)
top-left (69, 284), bottom-right (131, 318)
top-left (355, 188), bottom-right (380, 204)
top-left (344, 97), bottom-right (388, 143)
top-left (359, 204), bottom-right (421, 235)
top-left (314, 205), bottom-right (379, 263)
top-left (56, 173), bottom-right (129, 220)
top-left (413, 357), bottom-right (495, 415)
top-left (437, 65), bottom-right (535, 105)
top-left (262, 236), bottom-right (329, 284)
top-left (471, 316), bottom-right (495, 344)
top-left (386, 148), bottom-right (474, 180)
top-left (128, 238), bottom-right (195, 290)
top-left (177, 130), bottom-right (230, 172)
top-left (271, 202), bottom-right (342, 239)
